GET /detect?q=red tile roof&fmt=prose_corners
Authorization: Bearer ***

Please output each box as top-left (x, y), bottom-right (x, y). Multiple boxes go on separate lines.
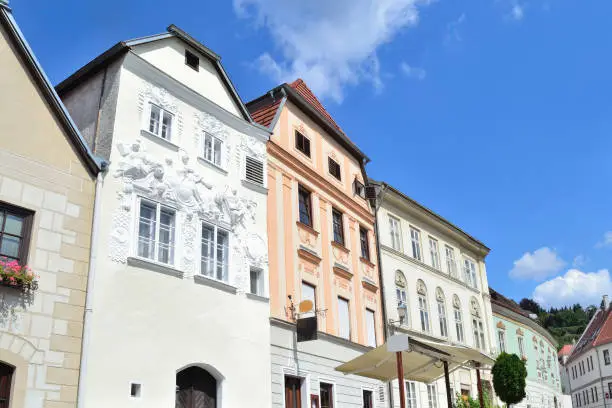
top-left (249, 98), bottom-right (281, 128)
top-left (489, 288), bottom-right (532, 318)
top-left (288, 79), bottom-right (343, 133)
top-left (568, 308), bottom-right (612, 362)
top-left (558, 344), bottom-right (573, 356)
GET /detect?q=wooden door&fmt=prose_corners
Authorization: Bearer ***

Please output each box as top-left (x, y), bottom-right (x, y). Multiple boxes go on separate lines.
top-left (0, 363), bottom-right (13, 408)
top-left (285, 376), bottom-right (302, 408)
top-left (176, 367), bottom-right (216, 408)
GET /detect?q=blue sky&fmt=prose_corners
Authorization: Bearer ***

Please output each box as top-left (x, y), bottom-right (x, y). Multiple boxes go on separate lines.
top-left (11, 0), bottom-right (612, 308)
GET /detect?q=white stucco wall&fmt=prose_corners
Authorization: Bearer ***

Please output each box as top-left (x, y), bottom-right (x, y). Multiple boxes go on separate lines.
top-left (566, 345), bottom-right (612, 408)
top-left (133, 37), bottom-right (243, 118)
top-left (271, 322), bottom-right (386, 408)
top-left (79, 48), bottom-right (271, 407)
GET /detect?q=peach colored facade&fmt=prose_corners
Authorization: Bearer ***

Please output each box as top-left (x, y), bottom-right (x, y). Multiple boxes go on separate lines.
top-left (265, 97), bottom-right (383, 347)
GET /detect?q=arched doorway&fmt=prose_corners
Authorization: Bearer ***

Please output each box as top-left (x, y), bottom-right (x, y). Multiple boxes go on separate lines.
top-left (0, 362), bottom-right (14, 408)
top-left (176, 366), bottom-right (217, 408)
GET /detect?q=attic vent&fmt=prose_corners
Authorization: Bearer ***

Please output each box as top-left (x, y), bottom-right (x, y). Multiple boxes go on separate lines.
top-left (365, 185), bottom-right (377, 200)
top-left (185, 50), bottom-right (199, 71)
top-left (245, 156), bottom-right (264, 186)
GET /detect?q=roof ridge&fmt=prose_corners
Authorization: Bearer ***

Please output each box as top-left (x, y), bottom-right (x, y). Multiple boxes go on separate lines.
top-left (288, 78), bottom-right (343, 133)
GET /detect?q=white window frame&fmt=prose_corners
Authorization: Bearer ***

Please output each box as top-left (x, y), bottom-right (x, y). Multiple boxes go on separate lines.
top-left (366, 308), bottom-right (377, 348)
top-left (453, 303), bottom-right (464, 343)
top-left (463, 258), bottom-right (478, 289)
top-left (361, 387), bottom-right (376, 408)
top-left (338, 297), bottom-right (351, 340)
top-left (473, 317), bottom-right (486, 351)
top-left (318, 379), bottom-right (337, 408)
top-left (518, 336), bottom-right (525, 356)
top-left (389, 216), bottom-right (402, 251)
top-left (429, 237), bottom-right (440, 269)
top-left (445, 246), bottom-right (457, 277)
top-left (498, 330), bottom-right (506, 353)
top-left (202, 131), bottom-right (224, 168)
top-left (418, 294), bottom-right (430, 333)
top-left (438, 300), bottom-right (448, 338)
top-left (406, 381), bottom-right (418, 408)
top-left (135, 198), bottom-right (176, 265)
top-left (427, 384), bottom-right (438, 408)
top-left (244, 154), bottom-right (265, 186)
top-left (146, 103), bottom-right (174, 141)
top-left (200, 222), bottom-right (230, 282)
top-left (410, 227), bottom-right (422, 261)
top-left (249, 267), bottom-right (264, 296)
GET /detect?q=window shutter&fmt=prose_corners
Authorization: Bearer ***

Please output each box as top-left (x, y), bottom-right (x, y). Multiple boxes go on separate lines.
top-left (245, 156), bottom-right (264, 185)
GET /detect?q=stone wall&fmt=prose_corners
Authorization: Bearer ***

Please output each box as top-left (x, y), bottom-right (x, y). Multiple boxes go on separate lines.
top-left (0, 149), bottom-right (95, 408)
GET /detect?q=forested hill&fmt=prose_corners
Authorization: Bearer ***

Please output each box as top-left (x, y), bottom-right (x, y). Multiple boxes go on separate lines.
top-left (518, 298), bottom-right (598, 349)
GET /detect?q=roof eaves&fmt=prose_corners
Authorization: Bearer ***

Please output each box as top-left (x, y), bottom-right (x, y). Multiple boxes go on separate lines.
top-left (0, 5), bottom-right (102, 175)
top-left (281, 84), bottom-right (370, 163)
top-left (372, 179), bottom-right (490, 253)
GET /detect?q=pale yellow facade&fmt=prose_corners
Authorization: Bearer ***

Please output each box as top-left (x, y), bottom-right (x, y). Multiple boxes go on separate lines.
top-left (0, 14), bottom-right (97, 408)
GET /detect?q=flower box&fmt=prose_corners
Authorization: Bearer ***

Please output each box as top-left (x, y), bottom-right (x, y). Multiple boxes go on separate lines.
top-left (0, 258), bottom-right (38, 292)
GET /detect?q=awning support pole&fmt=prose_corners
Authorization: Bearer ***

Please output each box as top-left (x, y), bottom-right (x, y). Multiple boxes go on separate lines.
top-left (397, 351), bottom-right (406, 408)
top-left (476, 362), bottom-right (485, 408)
top-left (444, 360), bottom-right (453, 408)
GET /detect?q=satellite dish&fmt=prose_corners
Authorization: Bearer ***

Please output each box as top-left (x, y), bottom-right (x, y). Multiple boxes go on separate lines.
top-left (299, 300), bottom-right (314, 313)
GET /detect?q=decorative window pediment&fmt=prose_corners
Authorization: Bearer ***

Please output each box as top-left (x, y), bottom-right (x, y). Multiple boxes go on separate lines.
top-left (416, 279), bottom-right (427, 295)
top-left (470, 297), bottom-right (480, 317)
top-left (452, 294), bottom-right (461, 308)
top-left (497, 321), bottom-right (506, 330)
top-left (395, 270), bottom-right (407, 288)
top-left (516, 328), bottom-right (524, 336)
top-left (435, 287), bottom-right (445, 302)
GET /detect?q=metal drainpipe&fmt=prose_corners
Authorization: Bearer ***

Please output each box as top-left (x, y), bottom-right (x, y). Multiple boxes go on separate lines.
top-left (368, 180), bottom-right (393, 408)
top-left (76, 167), bottom-right (105, 408)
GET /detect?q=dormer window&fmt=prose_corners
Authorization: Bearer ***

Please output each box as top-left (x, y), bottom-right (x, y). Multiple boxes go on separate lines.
top-left (185, 50), bottom-right (199, 71)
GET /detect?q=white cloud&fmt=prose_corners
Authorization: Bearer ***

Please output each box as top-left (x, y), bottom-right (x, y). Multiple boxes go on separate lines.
top-left (596, 231), bottom-right (612, 248)
top-left (533, 269), bottom-right (612, 308)
top-left (234, 0), bottom-right (432, 102)
top-left (510, 4), bottom-right (524, 20)
top-left (509, 247), bottom-right (566, 281)
top-left (444, 13), bottom-right (466, 45)
top-left (400, 62), bottom-right (426, 80)
top-left (573, 255), bottom-right (587, 268)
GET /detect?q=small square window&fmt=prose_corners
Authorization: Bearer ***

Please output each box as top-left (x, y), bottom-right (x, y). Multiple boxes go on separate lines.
top-left (328, 157), bottom-right (341, 181)
top-left (295, 131), bottom-right (311, 157)
top-left (130, 383), bottom-right (142, 398)
top-left (250, 267), bottom-right (264, 296)
top-left (185, 50), bottom-right (199, 71)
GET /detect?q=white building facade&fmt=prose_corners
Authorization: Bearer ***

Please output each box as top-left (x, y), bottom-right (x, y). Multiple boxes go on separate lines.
top-left (564, 302), bottom-right (612, 408)
top-left (371, 181), bottom-right (495, 408)
top-left (58, 25), bottom-right (272, 407)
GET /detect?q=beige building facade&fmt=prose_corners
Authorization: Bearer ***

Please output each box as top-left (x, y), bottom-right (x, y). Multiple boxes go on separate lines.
top-left (0, 4), bottom-right (100, 407)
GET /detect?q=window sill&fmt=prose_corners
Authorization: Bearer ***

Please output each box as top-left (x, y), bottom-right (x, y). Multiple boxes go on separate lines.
top-left (359, 257), bottom-right (375, 268)
top-left (331, 240), bottom-right (350, 254)
top-left (246, 293), bottom-right (269, 303)
top-left (197, 157), bottom-right (228, 175)
top-left (127, 256), bottom-right (184, 279)
top-left (241, 179), bottom-right (267, 194)
top-left (194, 274), bottom-right (237, 294)
top-left (140, 129), bottom-right (179, 151)
top-left (296, 221), bottom-right (319, 237)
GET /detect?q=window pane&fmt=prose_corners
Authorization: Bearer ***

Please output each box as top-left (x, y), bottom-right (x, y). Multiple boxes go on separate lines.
top-left (216, 229), bottom-right (229, 281)
top-left (320, 383), bottom-right (333, 408)
top-left (338, 297), bottom-right (350, 339)
top-left (161, 111), bottom-right (172, 139)
top-left (332, 210), bottom-right (344, 245)
top-left (0, 236), bottom-right (20, 258)
top-left (214, 138), bottom-right (222, 166)
top-left (158, 208), bottom-right (175, 264)
top-left (3, 214), bottom-right (23, 236)
top-left (366, 309), bottom-right (376, 347)
top-left (250, 268), bottom-right (262, 295)
top-left (149, 105), bottom-right (160, 134)
top-left (204, 133), bottom-right (213, 161)
top-left (201, 225), bottom-right (215, 277)
top-left (298, 187), bottom-right (311, 226)
top-left (302, 282), bottom-right (316, 311)
top-left (138, 202), bottom-right (156, 259)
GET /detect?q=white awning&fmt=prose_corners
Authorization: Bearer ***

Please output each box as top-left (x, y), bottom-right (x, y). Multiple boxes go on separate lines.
top-left (335, 337), bottom-right (494, 383)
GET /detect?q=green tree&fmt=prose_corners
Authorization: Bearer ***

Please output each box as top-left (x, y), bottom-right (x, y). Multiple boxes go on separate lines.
top-left (492, 353), bottom-right (527, 406)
